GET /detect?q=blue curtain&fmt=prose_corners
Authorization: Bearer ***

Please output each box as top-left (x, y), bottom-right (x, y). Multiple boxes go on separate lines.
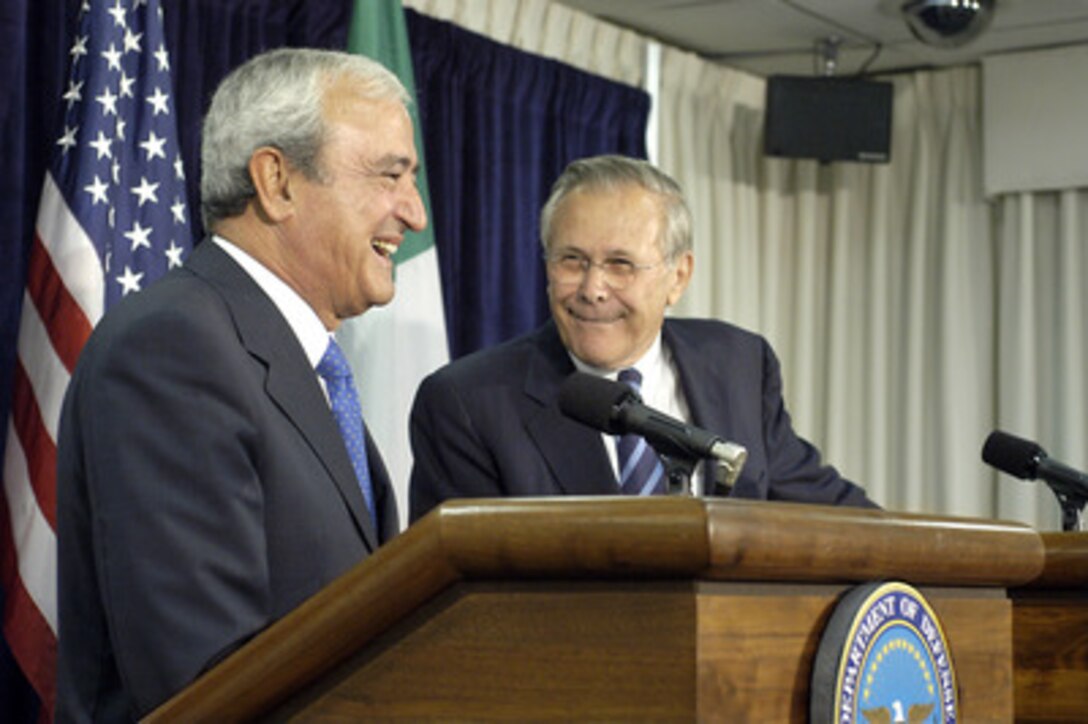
top-left (405, 9), bottom-right (650, 359)
top-left (0, 2), bottom-right (73, 718)
top-left (160, 0), bottom-right (355, 244)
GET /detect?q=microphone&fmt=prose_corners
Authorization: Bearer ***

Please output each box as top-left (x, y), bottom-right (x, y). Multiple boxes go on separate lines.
top-left (558, 371), bottom-right (748, 490)
top-left (982, 430), bottom-right (1088, 499)
top-left (982, 431), bottom-right (1088, 531)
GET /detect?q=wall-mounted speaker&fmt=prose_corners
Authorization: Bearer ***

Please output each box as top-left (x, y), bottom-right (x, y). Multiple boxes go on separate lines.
top-left (763, 75), bottom-right (893, 164)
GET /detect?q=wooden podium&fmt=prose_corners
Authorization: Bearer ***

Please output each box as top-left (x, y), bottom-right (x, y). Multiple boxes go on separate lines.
top-left (1012, 531), bottom-right (1088, 723)
top-left (146, 497), bottom-right (1056, 722)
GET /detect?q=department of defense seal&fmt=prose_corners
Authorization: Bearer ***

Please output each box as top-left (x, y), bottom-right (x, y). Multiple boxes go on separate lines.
top-left (811, 581), bottom-right (958, 724)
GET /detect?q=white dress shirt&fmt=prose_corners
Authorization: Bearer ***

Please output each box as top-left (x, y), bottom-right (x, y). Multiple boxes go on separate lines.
top-left (568, 332), bottom-right (704, 492)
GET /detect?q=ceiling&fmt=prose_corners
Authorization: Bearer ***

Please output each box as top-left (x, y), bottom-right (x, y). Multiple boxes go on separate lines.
top-left (553, 0), bottom-right (1088, 77)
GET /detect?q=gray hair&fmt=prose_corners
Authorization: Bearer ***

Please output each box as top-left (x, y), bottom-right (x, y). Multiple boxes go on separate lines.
top-left (539, 154), bottom-right (693, 261)
top-left (200, 47), bottom-right (410, 229)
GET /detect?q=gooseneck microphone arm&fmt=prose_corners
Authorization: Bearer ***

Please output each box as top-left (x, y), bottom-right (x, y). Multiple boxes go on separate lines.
top-left (982, 430), bottom-right (1088, 531)
top-left (558, 372), bottom-right (749, 496)
top-left (613, 401), bottom-right (747, 495)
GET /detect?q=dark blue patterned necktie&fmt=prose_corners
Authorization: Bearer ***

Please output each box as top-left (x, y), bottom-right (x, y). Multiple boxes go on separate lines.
top-left (616, 368), bottom-right (665, 495)
top-left (317, 338), bottom-right (376, 523)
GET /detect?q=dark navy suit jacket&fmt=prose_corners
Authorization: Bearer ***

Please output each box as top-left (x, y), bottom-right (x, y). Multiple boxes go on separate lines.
top-left (56, 241), bottom-right (398, 721)
top-left (409, 318), bottom-right (874, 521)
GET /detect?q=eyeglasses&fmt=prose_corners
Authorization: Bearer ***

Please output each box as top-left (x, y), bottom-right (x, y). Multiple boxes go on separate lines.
top-left (544, 251), bottom-right (665, 290)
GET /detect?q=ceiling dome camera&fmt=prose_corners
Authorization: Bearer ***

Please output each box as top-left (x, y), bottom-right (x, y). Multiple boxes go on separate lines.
top-left (902, 0), bottom-right (996, 48)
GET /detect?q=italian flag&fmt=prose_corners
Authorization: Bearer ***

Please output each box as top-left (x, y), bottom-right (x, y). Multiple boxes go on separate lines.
top-left (337, 0), bottom-right (448, 528)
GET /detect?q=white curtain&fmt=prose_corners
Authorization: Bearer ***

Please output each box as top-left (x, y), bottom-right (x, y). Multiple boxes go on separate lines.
top-left (657, 48), bottom-right (1088, 529)
top-left (406, 0), bottom-right (1088, 530)
top-left (993, 190), bottom-right (1088, 529)
top-left (659, 54), bottom-right (1000, 519)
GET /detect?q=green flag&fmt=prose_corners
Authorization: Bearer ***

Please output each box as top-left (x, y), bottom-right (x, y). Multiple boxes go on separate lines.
top-left (346, 0), bottom-right (435, 264)
top-left (337, 0), bottom-right (449, 528)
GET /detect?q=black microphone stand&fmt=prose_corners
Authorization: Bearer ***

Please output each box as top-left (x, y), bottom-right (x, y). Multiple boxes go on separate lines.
top-left (1048, 484), bottom-right (1087, 532)
top-left (659, 453), bottom-right (696, 496)
top-left (1059, 497), bottom-right (1084, 532)
top-left (1036, 461), bottom-right (1088, 531)
top-left (657, 446), bottom-right (742, 497)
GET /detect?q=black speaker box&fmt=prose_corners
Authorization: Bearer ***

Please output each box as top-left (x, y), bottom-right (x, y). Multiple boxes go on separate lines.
top-left (764, 75), bottom-right (893, 163)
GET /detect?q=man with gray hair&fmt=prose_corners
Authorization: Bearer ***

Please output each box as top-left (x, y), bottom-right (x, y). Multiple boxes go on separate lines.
top-left (56, 47), bottom-right (426, 720)
top-left (408, 154), bottom-right (873, 521)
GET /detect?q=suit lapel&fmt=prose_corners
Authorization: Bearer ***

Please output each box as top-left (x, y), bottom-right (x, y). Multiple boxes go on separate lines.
top-left (185, 242), bottom-right (380, 551)
top-left (522, 324), bottom-right (619, 495)
top-left (263, 353), bottom-right (380, 550)
top-left (665, 320), bottom-right (735, 438)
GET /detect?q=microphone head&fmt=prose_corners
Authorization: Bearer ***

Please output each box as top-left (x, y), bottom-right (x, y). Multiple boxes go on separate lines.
top-left (982, 430), bottom-right (1044, 480)
top-left (558, 372), bottom-right (639, 435)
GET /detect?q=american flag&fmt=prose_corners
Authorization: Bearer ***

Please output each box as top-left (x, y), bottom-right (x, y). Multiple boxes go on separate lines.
top-left (1, 0), bottom-right (191, 716)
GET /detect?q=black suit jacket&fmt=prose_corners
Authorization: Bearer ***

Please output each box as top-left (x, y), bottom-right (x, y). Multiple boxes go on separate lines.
top-left (409, 319), bottom-right (874, 521)
top-left (56, 241), bottom-right (398, 721)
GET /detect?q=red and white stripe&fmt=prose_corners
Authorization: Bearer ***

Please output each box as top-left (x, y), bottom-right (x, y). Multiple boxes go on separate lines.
top-left (1, 173), bottom-right (103, 718)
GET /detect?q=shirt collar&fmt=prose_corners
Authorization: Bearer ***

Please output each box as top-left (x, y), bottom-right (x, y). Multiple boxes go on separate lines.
top-left (212, 234), bottom-right (331, 369)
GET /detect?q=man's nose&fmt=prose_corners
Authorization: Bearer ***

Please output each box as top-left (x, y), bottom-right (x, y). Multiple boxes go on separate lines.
top-left (577, 261), bottom-right (611, 300)
top-left (399, 183), bottom-right (427, 231)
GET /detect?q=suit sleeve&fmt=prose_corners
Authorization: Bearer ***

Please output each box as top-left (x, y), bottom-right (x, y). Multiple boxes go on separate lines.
top-left (758, 338), bottom-right (878, 508)
top-left (408, 371), bottom-right (506, 522)
top-left (62, 304), bottom-right (273, 715)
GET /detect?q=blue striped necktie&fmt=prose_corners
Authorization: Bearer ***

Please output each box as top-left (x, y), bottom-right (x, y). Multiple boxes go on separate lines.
top-left (317, 338), bottom-right (377, 524)
top-left (616, 368), bottom-right (665, 495)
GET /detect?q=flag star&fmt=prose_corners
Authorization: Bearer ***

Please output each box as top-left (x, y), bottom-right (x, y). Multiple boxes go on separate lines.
top-left (165, 240), bottom-right (185, 268)
top-left (89, 131), bottom-right (113, 160)
top-left (84, 175), bottom-right (110, 205)
top-left (70, 34), bottom-right (88, 60)
top-left (116, 266), bottom-right (144, 296)
top-left (57, 125), bottom-right (78, 153)
top-left (170, 197), bottom-right (186, 224)
top-left (146, 86), bottom-right (170, 115)
top-left (62, 79), bottom-right (83, 109)
top-left (118, 71), bottom-right (135, 98)
top-left (96, 86), bottom-right (119, 116)
top-left (46, 0), bottom-right (193, 317)
top-left (154, 44), bottom-right (170, 72)
top-left (123, 28), bottom-right (143, 54)
top-left (130, 176), bottom-right (160, 206)
top-left (124, 220), bottom-right (153, 251)
top-left (101, 43), bottom-right (123, 72)
top-left (107, 0), bottom-right (127, 28)
top-left (139, 130), bottom-right (167, 161)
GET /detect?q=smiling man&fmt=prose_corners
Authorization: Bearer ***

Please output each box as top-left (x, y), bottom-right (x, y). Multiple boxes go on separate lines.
top-left (55, 48), bottom-right (425, 721)
top-left (408, 154), bottom-right (873, 521)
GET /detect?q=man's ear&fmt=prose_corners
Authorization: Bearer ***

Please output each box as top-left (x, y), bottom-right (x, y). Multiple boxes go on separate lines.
top-left (666, 250), bottom-right (694, 306)
top-left (248, 147), bottom-right (295, 223)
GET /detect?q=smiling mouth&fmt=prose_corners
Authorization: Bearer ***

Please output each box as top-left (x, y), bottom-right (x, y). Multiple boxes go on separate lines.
top-left (371, 239), bottom-right (398, 259)
top-left (567, 307), bottom-right (622, 324)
